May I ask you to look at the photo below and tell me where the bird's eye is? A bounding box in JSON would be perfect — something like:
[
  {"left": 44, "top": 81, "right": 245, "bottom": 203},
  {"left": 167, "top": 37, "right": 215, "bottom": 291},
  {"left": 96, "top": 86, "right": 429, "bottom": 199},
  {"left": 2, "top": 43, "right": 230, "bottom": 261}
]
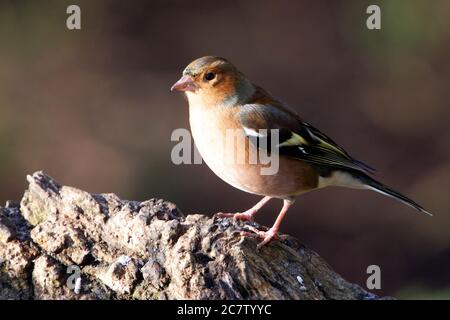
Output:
[{"left": 204, "top": 72, "right": 215, "bottom": 81}]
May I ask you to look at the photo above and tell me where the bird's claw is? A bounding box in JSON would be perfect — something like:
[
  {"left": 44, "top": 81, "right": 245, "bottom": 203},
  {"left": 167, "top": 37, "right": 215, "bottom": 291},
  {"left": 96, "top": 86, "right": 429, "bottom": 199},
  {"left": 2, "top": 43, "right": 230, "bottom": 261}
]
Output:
[
  {"left": 216, "top": 211, "right": 255, "bottom": 221},
  {"left": 243, "top": 225, "right": 279, "bottom": 249}
]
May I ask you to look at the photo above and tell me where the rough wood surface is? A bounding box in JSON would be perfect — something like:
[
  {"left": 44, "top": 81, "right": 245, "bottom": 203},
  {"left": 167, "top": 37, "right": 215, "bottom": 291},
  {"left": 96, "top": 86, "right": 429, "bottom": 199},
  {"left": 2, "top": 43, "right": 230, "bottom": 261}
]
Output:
[{"left": 0, "top": 171, "right": 382, "bottom": 300}]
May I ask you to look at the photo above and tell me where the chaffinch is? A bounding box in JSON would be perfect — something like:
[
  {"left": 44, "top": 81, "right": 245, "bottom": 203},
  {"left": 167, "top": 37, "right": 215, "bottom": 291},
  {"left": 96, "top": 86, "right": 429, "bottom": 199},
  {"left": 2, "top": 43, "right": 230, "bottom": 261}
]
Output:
[{"left": 171, "top": 56, "right": 431, "bottom": 248}]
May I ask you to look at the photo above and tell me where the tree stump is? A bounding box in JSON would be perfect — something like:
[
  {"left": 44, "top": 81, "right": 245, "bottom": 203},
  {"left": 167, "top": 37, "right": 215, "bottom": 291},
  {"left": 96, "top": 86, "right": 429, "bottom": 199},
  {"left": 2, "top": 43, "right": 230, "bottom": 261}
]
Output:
[{"left": 0, "top": 171, "right": 382, "bottom": 300}]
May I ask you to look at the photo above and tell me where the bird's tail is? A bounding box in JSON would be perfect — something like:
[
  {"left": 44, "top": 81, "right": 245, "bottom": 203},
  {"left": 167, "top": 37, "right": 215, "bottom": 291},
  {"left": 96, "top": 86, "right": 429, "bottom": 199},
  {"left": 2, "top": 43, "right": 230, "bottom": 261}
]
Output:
[{"left": 357, "top": 173, "right": 432, "bottom": 216}]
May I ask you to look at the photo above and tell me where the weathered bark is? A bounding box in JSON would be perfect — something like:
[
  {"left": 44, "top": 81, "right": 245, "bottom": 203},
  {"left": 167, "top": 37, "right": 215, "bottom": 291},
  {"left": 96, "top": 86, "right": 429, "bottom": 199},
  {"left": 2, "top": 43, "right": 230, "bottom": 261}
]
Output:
[{"left": 0, "top": 171, "right": 382, "bottom": 300}]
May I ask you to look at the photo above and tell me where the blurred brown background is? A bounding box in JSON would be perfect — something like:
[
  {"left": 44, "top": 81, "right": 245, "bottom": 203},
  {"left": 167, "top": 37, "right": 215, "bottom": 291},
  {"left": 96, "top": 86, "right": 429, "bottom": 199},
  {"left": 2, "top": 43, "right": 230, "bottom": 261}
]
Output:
[{"left": 0, "top": 0, "right": 449, "bottom": 298}]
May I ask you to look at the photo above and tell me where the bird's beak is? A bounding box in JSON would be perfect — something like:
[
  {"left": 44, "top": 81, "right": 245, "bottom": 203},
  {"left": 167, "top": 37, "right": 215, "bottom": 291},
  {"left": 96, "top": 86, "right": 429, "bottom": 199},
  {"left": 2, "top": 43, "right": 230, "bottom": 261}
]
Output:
[{"left": 170, "top": 75, "right": 197, "bottom": 92}]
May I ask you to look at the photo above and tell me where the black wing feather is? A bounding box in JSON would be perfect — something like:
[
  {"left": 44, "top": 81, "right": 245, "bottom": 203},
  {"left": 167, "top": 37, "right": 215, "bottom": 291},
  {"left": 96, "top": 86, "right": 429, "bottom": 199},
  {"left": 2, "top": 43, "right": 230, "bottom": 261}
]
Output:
[{"left": 239, "top": 104, "right": 376, "bottom": 175}]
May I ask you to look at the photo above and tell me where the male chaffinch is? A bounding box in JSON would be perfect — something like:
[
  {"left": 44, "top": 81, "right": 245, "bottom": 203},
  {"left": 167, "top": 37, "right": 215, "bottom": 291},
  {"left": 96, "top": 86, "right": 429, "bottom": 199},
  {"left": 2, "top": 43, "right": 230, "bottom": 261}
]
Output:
[{"left": 171, "top": 56, "right": 431, "bottom": 248}]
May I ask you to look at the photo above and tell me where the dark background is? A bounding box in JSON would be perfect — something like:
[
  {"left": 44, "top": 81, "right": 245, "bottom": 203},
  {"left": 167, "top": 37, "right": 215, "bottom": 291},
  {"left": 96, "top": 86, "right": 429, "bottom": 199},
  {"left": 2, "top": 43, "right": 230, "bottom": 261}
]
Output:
[{"left": 0, "top": 0, "right": 449, "bottom": 298}]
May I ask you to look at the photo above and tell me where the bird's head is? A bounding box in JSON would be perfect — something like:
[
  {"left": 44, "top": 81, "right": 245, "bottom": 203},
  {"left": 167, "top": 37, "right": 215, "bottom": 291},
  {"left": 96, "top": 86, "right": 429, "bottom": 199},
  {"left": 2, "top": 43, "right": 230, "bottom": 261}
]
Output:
[{"left": 171, "top": 56, "right": 254, "bottom": 107}]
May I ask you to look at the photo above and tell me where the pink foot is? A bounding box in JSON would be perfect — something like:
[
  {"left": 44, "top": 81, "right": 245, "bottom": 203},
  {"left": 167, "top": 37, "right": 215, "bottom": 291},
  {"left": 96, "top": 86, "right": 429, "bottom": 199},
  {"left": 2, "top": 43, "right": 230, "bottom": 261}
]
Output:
[
  {"left": 244, "top": 225, "right": 280, "bottom": 249},
  {"left": 216, "top": 210, "right": 255, "bottom": 221}
]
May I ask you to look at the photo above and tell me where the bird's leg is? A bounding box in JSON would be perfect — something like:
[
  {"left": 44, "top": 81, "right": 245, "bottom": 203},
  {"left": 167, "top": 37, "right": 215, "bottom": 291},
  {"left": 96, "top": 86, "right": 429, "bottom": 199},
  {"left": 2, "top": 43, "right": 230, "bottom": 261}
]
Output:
[
  {"left": 216, "top": 196, "right": 272, "bottom": 221},
  {"left": 245, "top": 199, "right": 293, "bottom": 248}
]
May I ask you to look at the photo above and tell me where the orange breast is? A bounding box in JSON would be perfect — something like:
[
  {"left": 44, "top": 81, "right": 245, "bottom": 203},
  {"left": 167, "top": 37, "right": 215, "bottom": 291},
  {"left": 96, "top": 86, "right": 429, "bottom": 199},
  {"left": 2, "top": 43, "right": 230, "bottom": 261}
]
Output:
[{"left": 189, "top": 104, "right": 319, "bottom": 199}]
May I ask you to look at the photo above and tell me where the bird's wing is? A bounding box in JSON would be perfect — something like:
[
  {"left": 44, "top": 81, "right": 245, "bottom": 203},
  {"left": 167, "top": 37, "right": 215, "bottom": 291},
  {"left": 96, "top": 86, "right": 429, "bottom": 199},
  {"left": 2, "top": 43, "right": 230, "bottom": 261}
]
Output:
[{"left": 238, "top": 103, "right": 376, "bottom": 174}]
